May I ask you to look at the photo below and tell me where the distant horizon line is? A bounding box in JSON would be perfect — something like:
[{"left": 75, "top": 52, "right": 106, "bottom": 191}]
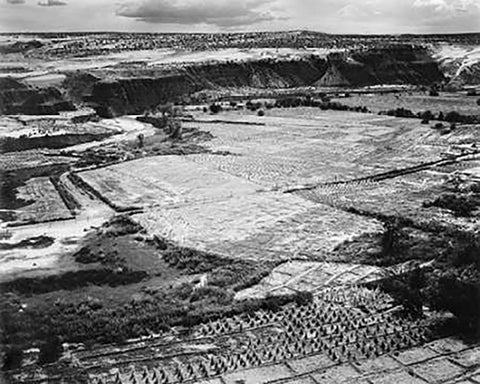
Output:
[{"left": 1, "top": 29, "right": 480, "bottom": 36}]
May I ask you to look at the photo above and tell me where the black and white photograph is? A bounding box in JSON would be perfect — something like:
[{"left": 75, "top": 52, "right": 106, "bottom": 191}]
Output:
[{"left": 0, "top": 0, "right": 479, "bottom": 383}]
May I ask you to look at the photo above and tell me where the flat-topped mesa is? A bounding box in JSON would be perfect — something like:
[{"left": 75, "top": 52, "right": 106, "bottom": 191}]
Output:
[
  {"left": 82, "top": 45, "right": 444, "bottom": 117},
  {"left": 0, "top": 44, "right": 446, "bottom": 117}
]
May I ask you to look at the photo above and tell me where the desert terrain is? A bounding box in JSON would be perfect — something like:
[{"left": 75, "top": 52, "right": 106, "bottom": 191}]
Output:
[{"left": 0, "top": 31, "right": 479, "bottom": 384}]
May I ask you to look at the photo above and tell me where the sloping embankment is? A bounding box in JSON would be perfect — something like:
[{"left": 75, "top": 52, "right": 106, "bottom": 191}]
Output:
[{"left": 83, "top": 46, "right": 444, "bottom": 117}]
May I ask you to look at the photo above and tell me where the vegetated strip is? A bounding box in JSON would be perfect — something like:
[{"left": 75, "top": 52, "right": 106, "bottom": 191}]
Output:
[
  {"left": 190, "top": 119, "right": 266, "bottom": 126},
  {"left": 67, "top": 172, "right": 142, "bottom": 213},
  {"left": 5, "top": 215, "right": 74, "bottom": 229},
  {"left": 49, "top": 175, "right": 81, "bottom": 215}
]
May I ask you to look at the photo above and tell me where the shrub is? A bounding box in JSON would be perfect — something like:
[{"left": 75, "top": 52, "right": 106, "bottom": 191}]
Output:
[
  {"left": 2, "top": 346, "right": 23, "bottom": 371},
  {"left": 381, "top": 220, "right": 401, "bottom": 256},
  {"left": 246, "top": 101, "right": 262, "bottom": 111},
  {"left": 383, "top": 268, "right": 426, "bottom": 316},
  {"left": 444, "top": 111, "right": 461, "bottom": 123},
  {"left": 420, "top": 110, "right": 434, "bottom": 121},
  {"left": 431, "top": 276, "right": 480, "bottom": 335},
  {"left": 209, "top": 103, "right": 222, "bottom": 114},
  {"left": 38, "top": 336, "right": 63, "bottom": 365},
  {"left": 257, "top": 109, "right": 265, "bottom": 117},
  {"left": 423, "top": 193, "right": 479, "bottom": 217},
  {"left": 385, "top": 108, "right": 415, "bottom": 118},
  {"left": 466, "top": 89, "right": 477, "bottom": 96},
  {"left": 293, "top": 291, "right": 313, "bottom": 306},
  {"left": 429, "top": 89, "right": 439, "bottom": 97}
]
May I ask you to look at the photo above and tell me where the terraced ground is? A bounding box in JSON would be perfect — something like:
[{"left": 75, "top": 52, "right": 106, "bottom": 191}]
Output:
[
  {"left": 3, "top": 107, "right": 480, "bottom": 384},
  {"left": 76, "top": 108, "right": 480, "bottom": 258}
]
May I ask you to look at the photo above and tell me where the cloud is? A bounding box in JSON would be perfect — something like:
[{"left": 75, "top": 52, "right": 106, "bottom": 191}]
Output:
[
  {"left": 116, "top": 0, "right": 276, "bottom": 27},
  {"left": 38, "top": 0, "right": 67, "bottom": 6},
  {"left": 6, "top": 0, "right": 25, "bottom": 4},
  {"left": 413, "top": 0, "right": 479, "bottom": 13}
]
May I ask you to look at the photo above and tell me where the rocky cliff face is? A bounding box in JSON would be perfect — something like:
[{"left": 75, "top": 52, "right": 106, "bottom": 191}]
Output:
[
  {"left": 432, "top": 45, "right": 480, "bottom": 89},
  {"left": 317, "top": 46, "right": 445, "bottom": 86},
  {"left": 1, "top": 45, "right": 447, "bottom": 118},
  {"left": 88, "top": 74, "right": 196, "bottom": 117},
  {"left": 85, "top": 46, "right": 445, "bottom": 118},
  {"left": 0, "top": 78, "right": 75, "bottom": 115},
  {"left": 86, "top": 57, "right": 329, "bottom": 116}
]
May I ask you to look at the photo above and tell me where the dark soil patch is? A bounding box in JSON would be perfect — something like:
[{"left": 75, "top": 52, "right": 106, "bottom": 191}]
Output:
[
  {"left": 0, "top": 236, "right": 54, "bottom": 251},
  {"left": 1, "top": 269, "right": 148, "bottom": 295},
  {"left": 0, "top": 215, "right": 280, "bottom": 359},
  {"left": 72, "top": 215, "right": 166, "bottom": 273},
  {"left": 0, "top": 164, "right": 70, "bottom": 211},
  {"left": 0, "top": 134, "right": 112, "bottom": 154}
]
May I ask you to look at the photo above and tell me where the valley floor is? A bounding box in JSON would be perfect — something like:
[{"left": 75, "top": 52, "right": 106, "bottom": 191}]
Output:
[{"left": 2, "top": 106, "right": 479, "bottom": 384}]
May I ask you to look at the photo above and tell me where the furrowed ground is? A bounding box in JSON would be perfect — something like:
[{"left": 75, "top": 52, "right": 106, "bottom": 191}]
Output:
[{"left": 2, "top": 103, "right": 479, "bottom": 384}]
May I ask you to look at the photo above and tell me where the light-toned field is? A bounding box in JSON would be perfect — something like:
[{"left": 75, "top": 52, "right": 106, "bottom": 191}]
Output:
[
  {"left": 75, "top": 107, "right": 480, "bottom": 261},
  {"left": 12, "top": 177, "right": 72, "bottom": 224},
  {"left": 0, "top": 173, "right": 114, "bottom": 281},
  {"left": 0, "top": 115, "right": 122, "bottom": 139},
  {"left": 58, "top": 107, "right": 480, "bottom": 260},
  {"left": 184, "top": 109, "right": 454, "bottom": 186}
]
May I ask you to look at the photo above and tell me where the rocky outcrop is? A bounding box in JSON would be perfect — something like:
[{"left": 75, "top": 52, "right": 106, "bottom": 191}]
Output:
[
  {"left": 0, "top": 77, "right": 75, "bottom": 115},
  {"left": 317, "top": 46, "right": 445, "bottom": 86},
  {"left": 0, "top": 40, "right": 43, "bottom": 54},
  {"left": 62, "top": 72, "right": 100, "bottom": 103},
  {"left": 87, "top": 58, "right": 329, "bottom": 116},
  {"left": 448, "top": 62, "right": 480, "bottom": 88},
  {"left": 88, "top": 73, "right": 195, "bottom": 117}
]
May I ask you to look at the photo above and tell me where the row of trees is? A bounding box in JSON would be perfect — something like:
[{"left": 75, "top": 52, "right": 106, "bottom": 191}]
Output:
[{"left": 381, "top": 108, "right": 480, "bottom": 124}]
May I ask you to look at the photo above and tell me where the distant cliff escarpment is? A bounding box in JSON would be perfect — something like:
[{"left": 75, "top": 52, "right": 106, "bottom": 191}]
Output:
[
  {"left": 0, "top": 45, "right": 448, "bottom": 117},
  {"left": 86, "top": 58, "right": 329, "bottom": 116},
  {"left": 0, "top": 77, "right": 75, "bottom": 116},
  {"left": 316, "top": 45, "right": 445, "bottom": 86},
  {"left": 82, "top": 46, "right": 444, "bottom": 117}
]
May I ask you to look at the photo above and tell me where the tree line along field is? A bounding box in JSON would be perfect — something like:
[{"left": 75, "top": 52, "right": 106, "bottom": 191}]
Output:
[{"left": 330, "top": 91, "right": 480, "bottom": 116}]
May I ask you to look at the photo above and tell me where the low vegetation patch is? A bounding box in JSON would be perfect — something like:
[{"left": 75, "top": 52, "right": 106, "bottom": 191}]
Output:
[
  {"left": 0, "top": 215, "right": 284, "bottom": 368},
  {"left": 0, "top": 236, "right": 54, "bottom": 251},
  {"left": 347, "top": 219, "right": 480, "bottom": 338},
  {"left": 423, "top": 193, "right": 480, "bottom": 217}
]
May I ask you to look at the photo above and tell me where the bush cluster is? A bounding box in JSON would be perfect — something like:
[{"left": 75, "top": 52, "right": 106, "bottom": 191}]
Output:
[
  {"left": 423, "top": 193, "right": 479, "bottom": 217},
  {"left": 381, "top": 108, "right": 480, "bottom": 124},
  {"left": 273, "top": 96, "right": 369, "bottom": 113}
]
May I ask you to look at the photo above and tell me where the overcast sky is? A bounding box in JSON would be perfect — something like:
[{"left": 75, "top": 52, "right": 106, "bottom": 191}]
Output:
[{"left": 1, "top": 0, "right": 479, "bottom": 34}]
